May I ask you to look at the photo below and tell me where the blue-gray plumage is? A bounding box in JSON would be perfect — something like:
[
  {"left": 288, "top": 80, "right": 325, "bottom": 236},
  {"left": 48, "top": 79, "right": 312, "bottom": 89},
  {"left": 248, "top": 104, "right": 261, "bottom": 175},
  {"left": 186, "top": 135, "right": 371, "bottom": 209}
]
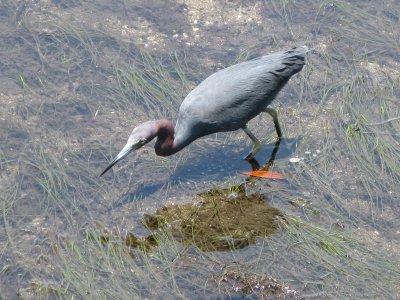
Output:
[{"left": 100, "top": 46, "right": 308, "bottom": 176}]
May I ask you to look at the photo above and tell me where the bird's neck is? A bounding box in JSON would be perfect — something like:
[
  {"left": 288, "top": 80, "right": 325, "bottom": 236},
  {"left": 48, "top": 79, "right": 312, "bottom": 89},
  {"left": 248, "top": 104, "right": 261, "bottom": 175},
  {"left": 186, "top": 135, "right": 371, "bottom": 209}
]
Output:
[{"left": 154, "top": 119, "right": 189, "bottom": 156}]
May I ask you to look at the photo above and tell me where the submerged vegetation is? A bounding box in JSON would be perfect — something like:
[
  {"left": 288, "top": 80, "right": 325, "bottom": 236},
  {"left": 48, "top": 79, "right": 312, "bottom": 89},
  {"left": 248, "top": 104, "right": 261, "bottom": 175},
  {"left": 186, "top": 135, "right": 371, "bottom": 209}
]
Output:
[
  {"left": 145, "top": 184, "right": 283, "bottom": 251},
  {"left": 1, "top": 0, "right": 400, "bottom": 298}
]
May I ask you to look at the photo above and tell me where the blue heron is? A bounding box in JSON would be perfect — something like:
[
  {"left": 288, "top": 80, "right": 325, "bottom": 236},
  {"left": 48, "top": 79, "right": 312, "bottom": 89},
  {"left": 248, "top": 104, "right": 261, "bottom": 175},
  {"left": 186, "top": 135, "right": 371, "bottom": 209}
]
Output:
[{"left": 101, "top": 46, "right": 308, "bottom": 176}]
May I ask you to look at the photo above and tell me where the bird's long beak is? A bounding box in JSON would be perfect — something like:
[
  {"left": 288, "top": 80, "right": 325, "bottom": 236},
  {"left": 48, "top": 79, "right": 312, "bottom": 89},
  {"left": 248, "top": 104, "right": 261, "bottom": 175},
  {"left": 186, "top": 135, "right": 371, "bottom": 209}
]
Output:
[{"left": 100, "top": 141, "right": 142, "bottom": 177}]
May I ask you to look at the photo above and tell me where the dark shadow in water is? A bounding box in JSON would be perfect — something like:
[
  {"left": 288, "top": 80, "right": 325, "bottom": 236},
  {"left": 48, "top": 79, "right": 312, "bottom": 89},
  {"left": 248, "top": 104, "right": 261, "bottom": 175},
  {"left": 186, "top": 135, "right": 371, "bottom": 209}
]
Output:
[
  {"left": 109, "top": 136, "right": 301, "bottom": 210},
  {"left": 170, "top": 136, "right": 301, "bottom": 181},
  {"left": 110, "top": 183, "right": 165, "bottom": 211}
]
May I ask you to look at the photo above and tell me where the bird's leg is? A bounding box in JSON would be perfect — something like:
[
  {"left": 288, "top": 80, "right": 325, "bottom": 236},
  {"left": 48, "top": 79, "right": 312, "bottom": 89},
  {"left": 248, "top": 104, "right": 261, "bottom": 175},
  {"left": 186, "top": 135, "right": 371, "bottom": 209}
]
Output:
[
  {"left": 242, "top": 127, "right": 262, "bottom": 160},
  {"left": 265, "top": 107, "right": 282, "bottom": 138},
  {"left": 263, "top": 138, "right": 281, "bottom": 171}
]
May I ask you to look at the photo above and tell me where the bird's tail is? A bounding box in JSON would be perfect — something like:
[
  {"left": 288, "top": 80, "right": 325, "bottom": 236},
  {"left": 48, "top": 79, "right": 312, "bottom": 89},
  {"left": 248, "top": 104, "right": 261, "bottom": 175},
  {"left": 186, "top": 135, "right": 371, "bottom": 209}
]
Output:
[
  {"left": 284, "top": 45, "right": 310, "bottom": 57},
  {"left": 277, "top": 46, "right": 310, "bottom": 76}
]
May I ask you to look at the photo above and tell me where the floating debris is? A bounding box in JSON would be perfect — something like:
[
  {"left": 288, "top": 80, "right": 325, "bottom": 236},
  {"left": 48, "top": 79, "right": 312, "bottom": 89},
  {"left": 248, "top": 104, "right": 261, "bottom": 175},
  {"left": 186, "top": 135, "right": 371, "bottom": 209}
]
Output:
[
  {"left": 18, "top": 280, "right": 64, "bottom": 299},
  {"left": 98, "top": 225, "right": 157, "bottom": 250},
  {"left": 143, "top": 184, "right": 283, "bottom": 251},
  {"left": 289, "top": 157, "right": 303, "bottom": 163},
  {"left": 217, "top": 265, "right": 303, "bottom": 299},
  {"left": 288, "top": 198, "right": 320, "bottom": 216},
  {"left": 288, "top": 198, "right": 313, "bottom": 208}
]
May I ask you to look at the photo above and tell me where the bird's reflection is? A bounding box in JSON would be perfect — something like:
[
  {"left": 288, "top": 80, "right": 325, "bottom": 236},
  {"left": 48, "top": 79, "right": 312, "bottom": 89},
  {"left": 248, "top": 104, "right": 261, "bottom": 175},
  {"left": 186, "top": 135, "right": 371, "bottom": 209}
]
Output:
[
  {"left": 107, "top": 136, "right": 300, "bottom": 211},
  {"left": 246, "top": 138, "right": 281, "bottom": 172}
]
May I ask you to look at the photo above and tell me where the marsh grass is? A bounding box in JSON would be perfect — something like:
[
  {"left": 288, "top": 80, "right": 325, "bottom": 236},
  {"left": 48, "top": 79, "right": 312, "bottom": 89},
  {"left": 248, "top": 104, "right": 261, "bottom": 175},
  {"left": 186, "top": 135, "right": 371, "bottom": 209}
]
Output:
[
  {"left": 0, "top": 150, "right": 11, "bottom": 170},
  {"left": 50, "top": 225, "right": 218, "bottom": 299},
  {"left": 329, "top": 0, "right": 400, "bottom": 58},
  {"left": 269, "top": 0, "right": 296, "bottom": 40},
  {"left": 1, "top": 0, "right": 400, "bottom": 298},
  {"left": 269, "top": 216, "right": 400, "bottom": 298},
  {"left": 284, "top": 56, "right": 400, "bottom": 224},
  {"left": 110, "top": 52, "right": 183, "bottom": 117}
]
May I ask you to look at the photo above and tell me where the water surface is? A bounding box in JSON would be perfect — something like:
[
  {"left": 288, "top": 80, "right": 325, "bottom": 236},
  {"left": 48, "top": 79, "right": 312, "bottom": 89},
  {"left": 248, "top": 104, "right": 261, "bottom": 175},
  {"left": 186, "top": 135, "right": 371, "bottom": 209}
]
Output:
[{"left": 1, "top": 0, "right": 400, "bottom": 299}]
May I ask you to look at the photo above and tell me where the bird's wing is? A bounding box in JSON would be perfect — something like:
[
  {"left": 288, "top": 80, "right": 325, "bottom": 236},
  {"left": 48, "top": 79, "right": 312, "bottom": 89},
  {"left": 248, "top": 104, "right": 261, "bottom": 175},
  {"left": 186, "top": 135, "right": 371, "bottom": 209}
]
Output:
[{"left": 177, "top": 46, "right": 308, "bottom": 135}]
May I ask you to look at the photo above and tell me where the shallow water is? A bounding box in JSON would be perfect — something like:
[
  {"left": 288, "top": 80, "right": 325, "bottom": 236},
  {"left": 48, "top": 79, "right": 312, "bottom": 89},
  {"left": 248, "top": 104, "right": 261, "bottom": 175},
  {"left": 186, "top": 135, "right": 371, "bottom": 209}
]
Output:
[{"left": 1, "top": 0, "right": 400, "bottom": 299}]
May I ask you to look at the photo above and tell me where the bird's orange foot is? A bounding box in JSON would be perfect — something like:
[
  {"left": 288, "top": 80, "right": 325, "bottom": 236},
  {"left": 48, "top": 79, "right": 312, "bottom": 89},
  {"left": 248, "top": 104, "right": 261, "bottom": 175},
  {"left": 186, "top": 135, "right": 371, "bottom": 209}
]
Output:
[{"left": 242, "top": 170, "right": 285, "bottom": 179}]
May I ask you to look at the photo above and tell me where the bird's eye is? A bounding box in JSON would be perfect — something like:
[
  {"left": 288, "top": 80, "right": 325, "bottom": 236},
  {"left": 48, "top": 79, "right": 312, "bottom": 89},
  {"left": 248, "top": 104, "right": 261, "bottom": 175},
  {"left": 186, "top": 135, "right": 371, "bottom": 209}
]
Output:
[{"left": 140, "top": 138, "right": 147, "bottom": 144}]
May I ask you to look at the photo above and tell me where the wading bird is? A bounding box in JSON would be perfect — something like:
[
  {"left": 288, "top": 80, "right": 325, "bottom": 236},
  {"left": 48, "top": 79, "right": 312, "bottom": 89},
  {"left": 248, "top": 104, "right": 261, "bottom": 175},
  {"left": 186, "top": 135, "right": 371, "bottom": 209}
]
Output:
[{"left": 100, "top": 46, "right": 308, "bottom": 176}]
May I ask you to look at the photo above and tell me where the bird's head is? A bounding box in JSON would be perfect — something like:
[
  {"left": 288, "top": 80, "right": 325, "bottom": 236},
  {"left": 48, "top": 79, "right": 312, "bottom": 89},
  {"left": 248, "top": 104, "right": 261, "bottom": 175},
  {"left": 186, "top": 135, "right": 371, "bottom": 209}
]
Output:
[{"left": 100, "top": 121, "right": 159, "bottom": 176}]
